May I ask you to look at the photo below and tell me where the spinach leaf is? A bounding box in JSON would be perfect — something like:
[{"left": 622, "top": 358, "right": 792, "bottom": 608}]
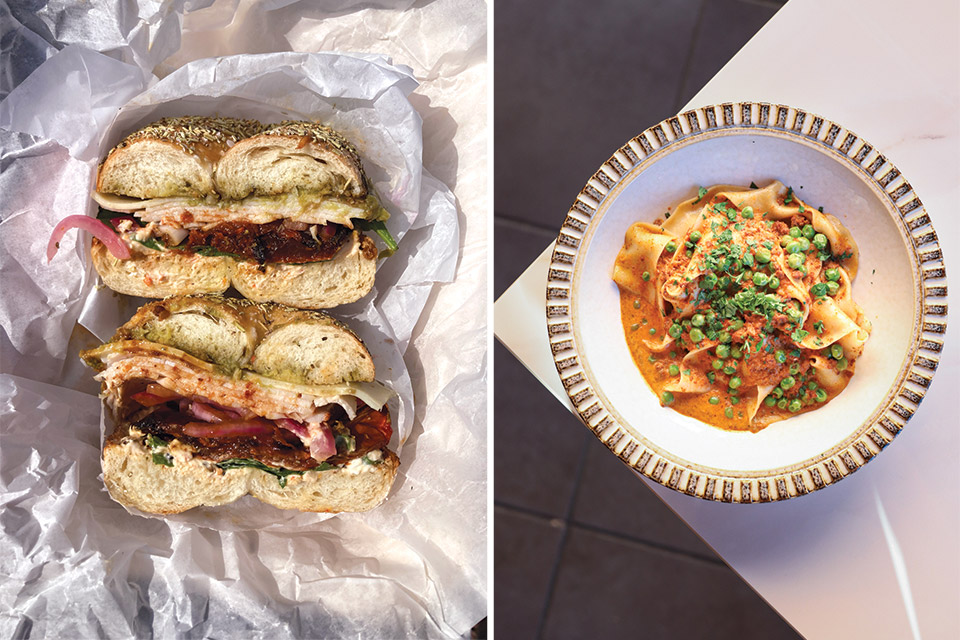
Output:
[
  {"left": 354, "top": 219, "right": 399, "bottom": 254},
  {"left": 216, "top": 458, "right": 334, "bottom": 488}
]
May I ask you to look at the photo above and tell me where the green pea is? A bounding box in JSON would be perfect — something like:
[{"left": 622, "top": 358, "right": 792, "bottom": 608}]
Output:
[
  {"left": 665, "top": 241, "right": 677, "bottom": 253},
  {"left": 629, "top": 323, "right": 639, "bottom": 331},
  {"left": 689, "top": 231, "right": 702, "bottom": 243},
  {"left": 649, "top": 328, "right": 657, "bottom": 335},
  {"left": 712, "top": 359, "right": 723, "bottom": 370},
  {"left": 796, "top": 237, "right": 811, "bottom": 252},
  {"left": 787, "top": 253, "right": 805, "bottom": 269},
  {"left": 780, "top": 236, "right": 793, "bottom": 248},
  {"left": 772, "top": 386, "right": 784, "bottom": 398},
  {"left": 741, "top": 206, "right": 754, "bottom": 218},
  {"left": 670, "top": 351, "right": 677, "bottom": 359},
  {"left": 718, "top": 331, "right": 732, "bottom": 344},
  {"left": 780, "top": 376, "right": 796, "bottom": 389},
  {"left": 709, "top": 396, "right": 720, "bottom": 405},
  {"left": 669, "top": 364, "right": 680, "bottom": 376},
  {"left": 716, "top": 344, "right": 731, "bottom": 358},
  {"left": 668, "top": 324, "right": 682, "bottom": 339},
  {"left": 826, "top": 281, "right": 840, "bottom": 296},
  {"left": 731, "top": 346, "right": 743, "bottom": 359},
  {"left": 830, "top": 344, "right": 844, "bottom": 359},
  {"left": 815, "top": 388, "right": 828, "bottom": 402},
  {"left": 836, "top": 357, "right": 849, "bottom": 371},
  {"left": 706, "top": 371, "right": 716, "bottom": 383},
  {"left": 729, "top": 376, "right": 742, "bottom": 389},
  {"left": 755, "top": 248, "right": 772, "bottom": 264},
  {"left": 730, "top": 396, "right": 740, "bottom": 405},
  {"left": 775, "top": 350, "right": 786, "bottom": 364},
  {"left": 810, "top": 283, "right": 828, "bottom": 298},
  {"left": 753, "top": 272, "right": 770, "bottom": 287},
  {"left": 802, "top": 224, "right": 815, "bottom": 239},
  {"left": 813, "top": 233, "right": 828, "bottom": 250},
  {"left": 701, "top": 273, "right": 718, "bottom": 290},
  {"left": 776, "top": 399, "right": 788, "bottom": 410},
  {"left": 764, "top": 396, "right": 777, "bottom": 407},
  {"left": 662, "top": 391, "right": 675, "bottom": 404},
  {"left": 633, "top": 299, "right": 641, "bottom": 309},
  {"left": 787, "top": 242, "right": 803, "bottom": 254},
  {"left": 686, "top": 249, "right": 694, "bottom": 257},
  {"left": 786, "top": 306, "right": 803, "bottom": 323},
  {"left": 642, "top": 271, "right": 651, "bottom": 281},
  {"left": 825, "top": 268, "right": 840, "bottom": 282},
  {"left": 789, "top": 363, "right": 801, "bottom": 375},
  {"left": 768, "top": 276, "right": 781, "bottom": 290},
  {"left": 807, "top": 381, "right": 818, "bottom": 390},
  {"left": 789, "top": 227, "right": 802, "bottom": 238},
  {"left": 731, "top": 319, "right": 745, "bottom": 331},
  {"left": 690, "top": 328, "right": 705, "bottom": 342},
  {"left": 788, "top": 399, "right": 802, "bottom": 413},
  {"left": 723, "top": 365, "right": 737, "bottom": 375},
  {"left": 691, "top": 314, "right": 706, "bottom": 327},
  {"left": 724, "top": 407, "right": 734, "bottom": 419},
  {"left": 648, "top": 355, "right": 657, "bottom": 363},
  {"left": 729, "top": 259, "right": 743, "bottom": 273}
]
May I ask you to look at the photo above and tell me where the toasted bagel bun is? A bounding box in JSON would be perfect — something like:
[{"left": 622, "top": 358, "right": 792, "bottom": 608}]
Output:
[
  {"left": 91, "top": 231, "right": 377, "bottom": 309},
  {"left": 84, "top": 295, "right": 398, "bottom": 514},
  {"left": 214, "top": 120, "right": 367, "bottom": 201},
  {"left": 97, "top": 116, "right": 264, "bottom": 199},
  {"left": 102, "top": 438, "right": 399, "bottom": 515},
  {"left": 109, "top": 294, "right": 376, "bottom": 385}
]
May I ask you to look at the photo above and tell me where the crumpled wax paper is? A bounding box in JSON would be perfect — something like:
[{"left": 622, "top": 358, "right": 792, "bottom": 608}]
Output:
[{"left": 0, "top": 1, "right": 487, "bottom": 637}]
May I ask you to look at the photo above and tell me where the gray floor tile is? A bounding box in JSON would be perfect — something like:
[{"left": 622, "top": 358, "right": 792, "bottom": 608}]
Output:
[
  {"left": 494, "top": 341, "right": 589, "bottom": 517},
  {"left": 493, "top": 507, "right": 566, "bottom": 639},
  {"left": 542, "top": 527, "right": 802, "bottom": 640},
  {"left": 571, "top": 435, "right": 719, "bottom": 559},
  {"left": 495, "top": 0, "right": 701, "bottom": 231},
  {"left": 678, "top": 0, "right": 782, "bottom": 104},
  {"left": 494, "top": 217, "right": 555, "bottom": 299}
]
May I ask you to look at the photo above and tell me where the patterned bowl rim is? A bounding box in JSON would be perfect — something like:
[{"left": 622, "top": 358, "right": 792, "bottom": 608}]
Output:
[{"left": 545, "top": 101, "right": 948, "bottom": 503}]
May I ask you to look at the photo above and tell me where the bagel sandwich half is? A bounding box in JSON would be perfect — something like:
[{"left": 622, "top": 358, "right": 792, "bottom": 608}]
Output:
[
  {"left": 50, "top": 116, "right": 398, "bottom": 309},
  {"left": 80, "top": 295, "right": 399, "bottom": 515}
]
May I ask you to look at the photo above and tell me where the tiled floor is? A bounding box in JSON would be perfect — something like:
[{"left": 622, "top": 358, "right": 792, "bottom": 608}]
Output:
[{"left": 494, "top": 1, "right": 803, "bottom": 638}]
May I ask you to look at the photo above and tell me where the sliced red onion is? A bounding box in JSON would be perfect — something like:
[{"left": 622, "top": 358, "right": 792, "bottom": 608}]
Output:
[
  {"left": 276, "top": 418, "right": 309, "bottom": 437},
  {"left": 183, "top": 419, "right": 273, "bottom": 438},
  {"left": 47, "top": 215, "right": 131, "bottom": 262},
  {"left": 309, "top": 425, "right": 337, "bottom": 461},
  {"left": 187, "top": 401, "right": 231, "bottom": 423}
]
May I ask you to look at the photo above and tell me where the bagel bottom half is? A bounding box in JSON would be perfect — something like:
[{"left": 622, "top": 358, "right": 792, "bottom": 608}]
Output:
[
  {"left": 91, "top": 231, "right": 377, "bottom": 309},
  {"left": 102, "top": 429, "right": 400, "bottom": 515}
]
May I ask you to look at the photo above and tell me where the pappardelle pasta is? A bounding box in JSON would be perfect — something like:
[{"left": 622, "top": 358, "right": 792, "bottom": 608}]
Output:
[{"left": 613, "top": 181, "right": 871, "bottom": 431}]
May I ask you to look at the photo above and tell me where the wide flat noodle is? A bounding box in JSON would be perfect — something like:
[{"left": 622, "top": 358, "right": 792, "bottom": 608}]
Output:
[{"left": 615, "top": 180, "right": 870, "bottom": 430}]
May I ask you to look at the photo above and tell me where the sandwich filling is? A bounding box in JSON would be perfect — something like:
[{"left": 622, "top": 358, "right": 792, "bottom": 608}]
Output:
[{"left": 84, "top": 340, "right": 395, "bottom": 482}]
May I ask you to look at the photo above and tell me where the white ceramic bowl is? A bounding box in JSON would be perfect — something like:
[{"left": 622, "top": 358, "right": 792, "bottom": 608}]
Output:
[{"left": 546, "top": 103, "right": 948, "bottom": 502}]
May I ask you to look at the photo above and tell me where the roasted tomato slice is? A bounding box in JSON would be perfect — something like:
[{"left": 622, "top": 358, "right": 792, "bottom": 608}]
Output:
[{"left": 347, "top": 406, "right": 392, "bottom": 451}]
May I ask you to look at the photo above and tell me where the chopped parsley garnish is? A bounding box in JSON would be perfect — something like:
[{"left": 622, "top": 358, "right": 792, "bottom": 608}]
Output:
[
  {"left": 791, "top": 327, "right": 809, "bottom": 342},
  {"left": 813, "top": 321, "right": 824, "bottom": 334},
  {"left": 784, "top": 187, "right": 794, "bottom": 204},
  {"left": 693, "top": 186, "right": 708, "bottom": 204}
]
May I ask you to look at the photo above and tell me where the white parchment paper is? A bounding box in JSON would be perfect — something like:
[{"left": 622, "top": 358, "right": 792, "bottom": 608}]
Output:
[{"left": 0, "top": 1, "right": 486, "bottom": 637}]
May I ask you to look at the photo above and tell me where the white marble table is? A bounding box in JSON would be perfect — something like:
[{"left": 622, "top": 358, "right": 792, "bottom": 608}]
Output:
[{"left": 494, "top": 0, "right": 959, "bottom": 637}]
